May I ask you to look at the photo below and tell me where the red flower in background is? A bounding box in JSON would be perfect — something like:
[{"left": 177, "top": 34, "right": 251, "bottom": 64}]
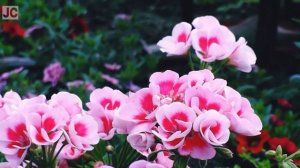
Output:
[
  {"left": 235, "top": 130, "right": 270, "bottom": 154},
  {"left": 1, "top": 21, "right": 25, "bottom": 38},
  {"left": 69, "top": 16, "right": 89, "bottom": 38},
  {"left": 269, "top": 114, "right": 285, "bottom": 126},
  {"left": 268, "top": 137, "right": 298, "bottom": 154},
  {"left": 277, "top": 98, "right": 293, "bottom": 109}
]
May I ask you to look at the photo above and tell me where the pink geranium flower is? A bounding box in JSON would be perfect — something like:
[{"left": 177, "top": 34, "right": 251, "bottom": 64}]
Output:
[
  {"left": 87, "top": 87, "right": 128, "bottom": 140},
  {"left": 191, "top": 16, "right": 235, "bottom": 62},
  {"left": 127, "top": 132, "right": 155, "bottom": 152},
  {"left": 228, "top": 37, "right": 257, "bottom": 73},
  {"left": 113, "top": 88, "right": 157, "bottom": 134},
  {"left": 193, "top": 110, "right": 230, "bottom": 146},
  {"left": 65, "top": 114, "right": 99, "bottom": 150},
  {"left": 0, "top": 114, "right": 31, "bottom": 166},
  {"left": 153, "top": 102, "right": 196, "bottom": 149},
  {"left": 157, "top": 22, "right": 192, "bottom": 56},
  {"left": 43, "top": 62, "right": 65, "bottom": 86}
]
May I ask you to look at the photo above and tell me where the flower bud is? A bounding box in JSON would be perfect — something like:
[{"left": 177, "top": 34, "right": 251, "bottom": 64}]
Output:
[
  {"left": 265, "top": 150, "right": 276, "bottom": 158},
  {"left": 216, "top": 147, "right": 233, "bottom": 159},
  {"left": 276, "top": 145, "right": 283, "bottom": 157},
  {"left": 106, "top": 145, "right": 114, "bottom": 153}
]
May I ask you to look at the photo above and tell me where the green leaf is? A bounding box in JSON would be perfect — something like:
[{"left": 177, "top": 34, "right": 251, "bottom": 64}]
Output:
[{"left": 172, "top": 156, "right": 189, "bottom": 168}]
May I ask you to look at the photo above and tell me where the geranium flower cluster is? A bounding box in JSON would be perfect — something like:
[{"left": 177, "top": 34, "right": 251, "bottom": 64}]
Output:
[
  {"left": 0, "top": 91, "right": 99, "bottom": 167},
  {"left": 157, "top": 16, "right": 257, "bottom": 72},
  {"left": 112, "top": 69, "right": 262, "bottom": 164}
]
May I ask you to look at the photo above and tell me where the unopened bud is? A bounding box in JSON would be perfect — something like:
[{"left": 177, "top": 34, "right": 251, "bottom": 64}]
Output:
[
  {"left": 276, "top": 145, "right": 283, "bottom": 157},
  {"left": 106, "top": 145, "right": 114, "bottom": 153},
  {"left": 265, "top": 150, "right": 276, "bottom": 158},
  {"left": 216, "top": 147, "right": 233, "bottom": 159}
]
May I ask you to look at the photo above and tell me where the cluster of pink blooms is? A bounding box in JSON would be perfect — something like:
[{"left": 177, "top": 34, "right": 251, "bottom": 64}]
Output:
[
  {"left": 157, "top": 16, "right": 256, "bottom": 72},
  {"left": 110, "top": 69, "right": 261, "bottom": 167},
  {"left": 0, "top": 91, "right": 99, "bottom": 167},
  {"left": 0, "top": 68, "right": 262, "bottom": 167}
]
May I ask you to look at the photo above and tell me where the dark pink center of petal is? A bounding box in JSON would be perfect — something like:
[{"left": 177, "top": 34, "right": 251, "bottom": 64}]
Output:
[
  {"left": 206, "top": 103, "right": 221, "bottom": 111},
  {"left": 75, "top": 122, "right": 87, "bottom": 137},
  {"left": 100, "top": 98, "right": 120, "bottom": 110},
  {"left": 210, "top": 122, "right": 221, "bottom": 135},
  {"left": 100, "top": 116, "right": 112, "bottom": 133},
  {"left": 177, "top": 33, "right": 187, "bottom": 43},
  {"left": 198, "top": 37, "right": 219, "bottom": 52},
  {"left": 43, "top": 117, "right": 56, "bottom": 132},
  {"left": 141, "top": 93, "right": 155, "bottom": 112},
  {"left": 159, "top": 81, "right": 174, "bottom": 95}
]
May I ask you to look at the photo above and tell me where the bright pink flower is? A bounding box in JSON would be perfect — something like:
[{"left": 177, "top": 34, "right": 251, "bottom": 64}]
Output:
[
  {"left": 149, "top": 70, "right": 180, "bottom": 97},
  {"left": 104, "top": 63, "right": 121, "bottom": 71},
  {"left": 157, "top": 22, "right": 192, "bottom": 56},
  {"left": 0, "top": 114, "right": 30, "bottom": 166},
  {"left": 113, "top": 88, "right": 157, "bottom": 134},
  {"left": 193, "top": 110, "right": 230, "bottom": 145},
  {"left": 127, "top": 132, "right": 155, "bottom": 152},
  {"left": 48, "top": 92, "right": 83, "bottom": 123},
  {"left": 191, "top": 16, "right": 235, "bottom": 62},
  {"left": 184, "top": 87, "right": 228, "bottom": 114},
  {"left": 43, "top": 62, "right": 65, "bottom": 86},
  {"left": 223, "top": 87, "right": 262, "bottom": 136},
  {"left": 87, "top": 87, "right": 128, "bottom": 140},
  {"left": 65, "top": 114, "right": 99, "bottom": 150},
  {"left": 155, "top": 144, "right": 174, "bottom": 168},
  {"left": 228, "top": 37, "right": 256, "bottom": 73},
  {"left": 27, "top": 108, "right": 63, "bottom": 145},
  {"left": 101, "top": 74, "right": 119, "bottom": 85},
  {"left": 178, "top": 131, "right": 216, "bottom": 160},
  {"left": 153, "top": 102, "right": 196, "bottom": 149},
  {"left": 129, "top": 160, "right": 165, "bottom": 168}
]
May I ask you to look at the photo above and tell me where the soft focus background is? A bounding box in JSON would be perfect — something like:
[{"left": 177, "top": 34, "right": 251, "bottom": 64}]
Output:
[{"left": 0, "top": 0, "right": 300, "bottom": 167}]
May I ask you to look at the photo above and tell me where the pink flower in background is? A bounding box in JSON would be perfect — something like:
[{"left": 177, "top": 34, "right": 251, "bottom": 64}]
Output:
[
  {"left": 104, "top": 63, "right": 122, "bottom": 71},
  {"left": 66, "top": 80, "right": 95, "bottom": 91},
  {"left": 101, "top": 74, "right": 119, "bottom": 85},
  {"left": 129, "top": 160, "right": 165, "bottom": 168},
  {"left": 193, "top": 110, "right": 230, "bottom": 145},
  {"left": 43, "top": 62, "right": 65, "bottom": 86},
  {"left": 0, "top": 67, "right": 23, "bottom": 81},
  {"left": 115, "top": 13, "right": 132, "bottom": 21},
  {"left": 228, "top": 37, "right": 257, "bottom": 73},
  {"left": 0, "top": 114, "right": 30, "bottom": 166},
  {"left": 157, "top": 22, "right": 192, "bottom": 56},
  {"left": 127, "top": 81, "right": 141, "bottom": 92}
]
